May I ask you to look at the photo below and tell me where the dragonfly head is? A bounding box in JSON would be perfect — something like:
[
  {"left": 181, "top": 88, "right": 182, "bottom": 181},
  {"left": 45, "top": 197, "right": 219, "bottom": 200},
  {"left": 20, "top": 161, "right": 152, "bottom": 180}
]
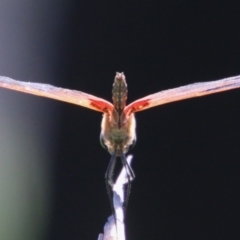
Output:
[{"left": 100, "top": 131, "right": 136, "bottom": 156}]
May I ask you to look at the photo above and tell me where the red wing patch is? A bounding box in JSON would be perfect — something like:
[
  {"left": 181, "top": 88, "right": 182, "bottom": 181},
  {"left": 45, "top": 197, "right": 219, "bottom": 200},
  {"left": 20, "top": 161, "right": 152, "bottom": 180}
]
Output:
[
  {"left": 89, "top": 98, "right": 113, "bottom": 113},
  {"left": 124, "top": 99, "right": 150, "bottom": 115}
]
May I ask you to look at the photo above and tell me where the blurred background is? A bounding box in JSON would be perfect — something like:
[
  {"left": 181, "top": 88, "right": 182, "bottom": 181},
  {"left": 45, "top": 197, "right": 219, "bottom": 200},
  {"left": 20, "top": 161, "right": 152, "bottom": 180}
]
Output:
[{"left": 0, "top": 1, "right": 239, "bottom": 240}]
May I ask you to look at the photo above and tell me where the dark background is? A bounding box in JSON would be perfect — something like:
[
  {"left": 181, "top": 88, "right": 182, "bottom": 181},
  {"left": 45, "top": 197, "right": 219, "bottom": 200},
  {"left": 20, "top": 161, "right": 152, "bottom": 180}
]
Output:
[{"left": 0, "top": 1, "right": 240, "bottom": 240}]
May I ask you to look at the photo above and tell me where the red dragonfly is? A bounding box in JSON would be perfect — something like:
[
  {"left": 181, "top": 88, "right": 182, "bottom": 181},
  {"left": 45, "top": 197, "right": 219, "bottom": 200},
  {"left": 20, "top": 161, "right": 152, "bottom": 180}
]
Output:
[{"left": 0, "top": 72, "right": 240, "bottom": 216}]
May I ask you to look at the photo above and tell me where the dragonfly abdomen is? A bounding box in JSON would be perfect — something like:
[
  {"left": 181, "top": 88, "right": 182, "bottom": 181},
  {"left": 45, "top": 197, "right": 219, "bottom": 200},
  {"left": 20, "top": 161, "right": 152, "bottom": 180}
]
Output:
[{"left": 112, "top": 72, "right": 128, "bottom": 113}]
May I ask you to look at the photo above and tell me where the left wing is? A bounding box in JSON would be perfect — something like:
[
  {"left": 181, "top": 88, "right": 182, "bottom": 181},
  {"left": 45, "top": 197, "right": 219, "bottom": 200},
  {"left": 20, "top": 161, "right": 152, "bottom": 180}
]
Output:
[
  {"left": 0, "top": 76, "right": 113, "bottom": 113},
  {"left": 124, "top": 75, "right": 240, "bottom": 115}
]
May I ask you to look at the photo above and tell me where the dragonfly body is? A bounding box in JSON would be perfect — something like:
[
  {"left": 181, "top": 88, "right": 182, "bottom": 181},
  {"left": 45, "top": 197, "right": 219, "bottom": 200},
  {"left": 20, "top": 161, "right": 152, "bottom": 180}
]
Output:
[
  {"left": 100, "top": 72, "right": 136, "bottom": 156},
  {"left": 101, "top": 112, "right": 136, "bottom": 156}
]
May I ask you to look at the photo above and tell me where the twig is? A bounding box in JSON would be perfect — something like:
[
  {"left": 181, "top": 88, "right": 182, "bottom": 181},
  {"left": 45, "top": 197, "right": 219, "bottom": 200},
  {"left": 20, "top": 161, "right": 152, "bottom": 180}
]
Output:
[{"left": 98, "top": 155, "right": 133, "bottom": 240}]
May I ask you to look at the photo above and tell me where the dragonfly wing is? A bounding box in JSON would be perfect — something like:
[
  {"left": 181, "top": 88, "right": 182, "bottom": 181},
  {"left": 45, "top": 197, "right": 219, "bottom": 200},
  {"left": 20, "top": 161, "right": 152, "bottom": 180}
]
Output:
[
  {"left": 124, "top": 75, "right": 240, "bottom": 115},
  {"left": 0, "top": 76, "right": 113, "bottom": 113}
]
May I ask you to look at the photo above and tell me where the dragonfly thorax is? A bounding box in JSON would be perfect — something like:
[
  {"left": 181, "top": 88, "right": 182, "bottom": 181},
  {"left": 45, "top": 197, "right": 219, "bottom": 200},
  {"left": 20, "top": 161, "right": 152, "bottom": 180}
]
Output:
[{"left": 100, "top": 112, "right": 136, "bottom": 156}]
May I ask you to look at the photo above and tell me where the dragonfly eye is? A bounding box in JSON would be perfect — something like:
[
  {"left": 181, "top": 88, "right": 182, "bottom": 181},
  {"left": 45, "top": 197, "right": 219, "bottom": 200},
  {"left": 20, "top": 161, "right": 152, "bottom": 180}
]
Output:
[{"left": 100, "top": 133, "right": 107, "bottom": 149}]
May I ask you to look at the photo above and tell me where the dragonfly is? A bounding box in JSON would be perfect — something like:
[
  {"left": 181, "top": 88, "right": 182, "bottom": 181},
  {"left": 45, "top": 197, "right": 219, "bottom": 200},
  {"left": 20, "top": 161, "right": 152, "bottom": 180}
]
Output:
[{"left": 0, "top": 72, "right": 240, "bottom": 219}]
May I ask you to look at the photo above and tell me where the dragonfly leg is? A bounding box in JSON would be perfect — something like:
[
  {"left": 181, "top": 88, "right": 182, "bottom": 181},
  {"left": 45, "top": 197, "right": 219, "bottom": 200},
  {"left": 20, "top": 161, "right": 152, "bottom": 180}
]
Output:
[
  {"left": 105, "top": 153, "right": 117, "bottom": 219},
  {"left": 105, "top": 153, "right": 117, "bottom": 186},
  {"left": 120, "top": 153, "right": 135, "bottom": 214}
]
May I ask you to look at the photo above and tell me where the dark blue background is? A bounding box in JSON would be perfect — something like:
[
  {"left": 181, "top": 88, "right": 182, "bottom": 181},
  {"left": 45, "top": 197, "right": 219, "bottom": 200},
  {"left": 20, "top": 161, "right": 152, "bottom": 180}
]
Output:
[{"left": 1, "top": 2, "right": 240, "bottom": 240}]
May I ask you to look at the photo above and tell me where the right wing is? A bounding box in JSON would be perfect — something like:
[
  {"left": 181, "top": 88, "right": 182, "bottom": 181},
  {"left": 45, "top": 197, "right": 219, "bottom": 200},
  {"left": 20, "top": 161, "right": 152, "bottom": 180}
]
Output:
[{"left": 124, "top": 75, "right": 240, "bottom": 116}]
